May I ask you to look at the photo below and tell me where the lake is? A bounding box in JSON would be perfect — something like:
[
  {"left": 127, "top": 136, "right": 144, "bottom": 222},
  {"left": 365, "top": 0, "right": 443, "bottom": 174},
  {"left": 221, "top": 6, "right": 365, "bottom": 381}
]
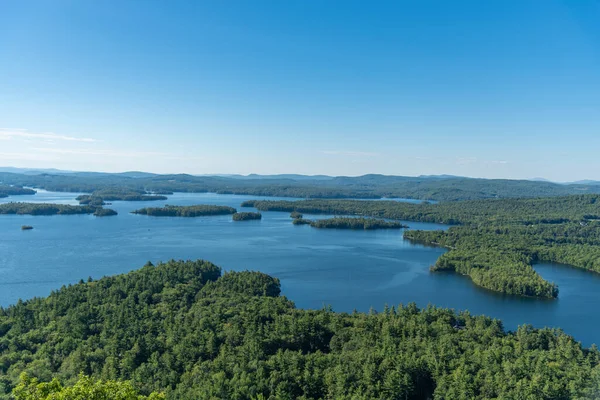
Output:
[{"left": 1, "top": 191, "right": 599, "bottom": 346}]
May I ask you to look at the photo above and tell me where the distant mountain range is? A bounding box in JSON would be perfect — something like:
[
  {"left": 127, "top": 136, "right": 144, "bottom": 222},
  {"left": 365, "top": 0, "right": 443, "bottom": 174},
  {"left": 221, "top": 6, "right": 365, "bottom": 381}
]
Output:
[{"left": 2, "top": 166, "right": 599, "bottom": 185}]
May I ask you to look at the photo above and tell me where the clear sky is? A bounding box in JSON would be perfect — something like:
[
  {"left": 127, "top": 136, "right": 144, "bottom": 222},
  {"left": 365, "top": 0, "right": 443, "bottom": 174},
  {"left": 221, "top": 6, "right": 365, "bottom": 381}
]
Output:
[{"left": 1, "top": 1, "right": 598, "bottom": 181}]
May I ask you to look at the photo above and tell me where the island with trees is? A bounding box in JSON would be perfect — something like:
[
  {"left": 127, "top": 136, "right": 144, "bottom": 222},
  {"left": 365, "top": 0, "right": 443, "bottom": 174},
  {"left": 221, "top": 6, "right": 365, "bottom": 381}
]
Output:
[
  {"left": 77, "top": 189, "right": 167, "bottom": 205},
  {"left": 0, "top": 202, "right": 117, "bottom": 216},
  {"left": 0, "top": 185, "right": 36, "bottom": 198},
  {"left": 290, "top": 211, "right": 303, "bottom": 219},
  {"left": 295, "top": 216, "right": 407, "bottom": 230},
  {"left": 131, "top": 205, "right": 237, "bottom": 217},
  {"left": 1, "top": 259, "right": 599, "bottom": 399},
  {"left": 20, "top": 225, "right": 33, "bottom": 230},
  {"left": 232, "top": 211, "right": 262, "bottom": 221},
  {"left": 93, "top": 208, "right": 119, "bottom": 217},
  {"left": 245, "top": 195, "right": 600, "bottom": 298}
]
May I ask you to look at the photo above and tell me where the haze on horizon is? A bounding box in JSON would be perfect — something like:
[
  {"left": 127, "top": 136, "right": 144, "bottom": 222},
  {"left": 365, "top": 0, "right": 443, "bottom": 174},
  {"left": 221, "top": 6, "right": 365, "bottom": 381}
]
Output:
[{"left": 1, "top": 1, "right": 598, "bottom": 181}]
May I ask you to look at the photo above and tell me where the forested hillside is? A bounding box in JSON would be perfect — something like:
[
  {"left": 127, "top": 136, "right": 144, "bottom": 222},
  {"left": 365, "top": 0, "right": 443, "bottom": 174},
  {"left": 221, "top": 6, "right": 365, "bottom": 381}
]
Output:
[
  {"left": 1, "top": 260, "right": 599, "bottom": 399},
  {"left": 2, "top": 171, "right": 600, "bottom": 201},
  {"left": 247, "top": 195, "right": 600, "bottom": 298}
]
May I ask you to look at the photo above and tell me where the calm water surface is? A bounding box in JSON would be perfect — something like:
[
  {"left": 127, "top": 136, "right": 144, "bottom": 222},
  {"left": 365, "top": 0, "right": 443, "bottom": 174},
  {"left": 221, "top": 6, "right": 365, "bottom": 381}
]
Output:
[{"left": 1, "top": 191, "right": 599, "bottom": 346}]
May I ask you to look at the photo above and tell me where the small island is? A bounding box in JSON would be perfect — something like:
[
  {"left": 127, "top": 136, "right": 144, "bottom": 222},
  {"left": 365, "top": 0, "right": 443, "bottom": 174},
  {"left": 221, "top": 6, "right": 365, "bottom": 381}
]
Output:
[
  {"left": 290, "top": 211, "right": 303, "bottom": 219},
  {"left": 21, "top": 225, "right": 33, "bottom": 230},
  {"left": 232, "top": 212, "right": 262, "bottom": 221},
  {"left": 294, "top": 217, "right": 408, "bottom": 230},
  {"left": 131, "top": 205, "right": 237, "bottom": 217},
  {"left": 93, "top": 208, "right": 118, "bottom": 217}
]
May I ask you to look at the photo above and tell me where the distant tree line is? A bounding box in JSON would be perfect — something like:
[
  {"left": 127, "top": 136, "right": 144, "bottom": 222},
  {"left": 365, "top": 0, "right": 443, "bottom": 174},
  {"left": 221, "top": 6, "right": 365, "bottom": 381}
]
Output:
[
  {"left": 295, "top": 217, "right": 407, "bottom": 230},
  {"left": 3, "top": 171, "right": 600, "bottom": 202},
  {"left": 131, "top": 205, "right": 237, "bottom": 217}
]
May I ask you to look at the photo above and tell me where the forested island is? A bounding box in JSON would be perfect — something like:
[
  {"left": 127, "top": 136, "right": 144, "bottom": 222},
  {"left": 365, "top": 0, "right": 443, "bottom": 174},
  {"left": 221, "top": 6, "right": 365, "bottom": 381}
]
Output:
[
  {"left": 295, "top": 216, "right": 407, "bottom": 230},
  {"left": 232, "top": 211, "right": 262, "bottom": 221},
  {"left": 0, "top": 203, "right": 116, "bottom": 216},
  {"left": 77, "top": 189, "right": 167, "bottom": 206},
  {"left": 0, "top": 259, "right": 599, "bottom": 399},
  {"left": 245, "top": 195, "right": 600, "bottom": 298},
  {"left": 131, "top": 205, "right": 237, "bottom": 217},
  {"left": 290, "top": 211, "right": 303, "bottom": 219},
  {"left": 4, "top": 170, "right": 600, "bottom": 201},
  {"left": 93, "top": 208, "right": 118, "bottom": 217},
  {"left": 0, "top": 185, "right": 36, "bottom": 198}
]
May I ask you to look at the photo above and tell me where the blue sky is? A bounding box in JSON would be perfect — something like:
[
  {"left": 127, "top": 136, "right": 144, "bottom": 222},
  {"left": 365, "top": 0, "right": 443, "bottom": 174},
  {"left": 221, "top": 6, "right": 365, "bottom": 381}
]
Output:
[{"left": 0, "top": 1, "right": 598, "bottom": 181}]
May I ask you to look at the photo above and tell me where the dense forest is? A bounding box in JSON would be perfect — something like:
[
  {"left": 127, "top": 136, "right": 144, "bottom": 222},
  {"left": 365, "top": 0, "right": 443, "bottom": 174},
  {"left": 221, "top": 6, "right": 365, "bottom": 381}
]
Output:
[
  {"left": 299, "top": 217, "right": 407, "bottom": 230},
  {"left": 0, "top": 203, "right": 116, "bottom": 216},
  {"left": 1, "top": 260, "right": 599, "bottom": 399},
  {"left": 13, "top": 374, "right": 164, "bottom": 399},
  {"left": 245, "top": 195, "right": 600, "bottom": 298},
  {"left": 232, "top": 212, "right": 262, "bottom": 221},
  {"left": 0, "top": 186, "right": 36, "bottom": 198},
  {"left": 77, "top": 189, "right": 167, "bottom": 206},
  {"left": 3, "top": 171, "right": 600, "bottom": 201},
  {"left": 131, "top": 205, "right": 237, "bottom": 217}
]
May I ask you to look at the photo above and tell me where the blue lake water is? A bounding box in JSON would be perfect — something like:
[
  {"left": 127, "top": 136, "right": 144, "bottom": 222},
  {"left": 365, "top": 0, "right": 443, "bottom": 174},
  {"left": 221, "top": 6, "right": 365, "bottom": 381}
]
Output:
[{"left": 1, "top": 191, "right": 599, "bottom": 346}]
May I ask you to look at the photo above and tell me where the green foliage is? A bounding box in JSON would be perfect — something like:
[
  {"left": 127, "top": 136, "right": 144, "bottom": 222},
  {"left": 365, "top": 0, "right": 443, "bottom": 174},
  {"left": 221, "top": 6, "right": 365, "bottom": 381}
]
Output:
[
  {"left": 0, "top": 260, "right": 598, "bottom": 399},
  {"left": 77, "top": 189, "right": 166, "bottom": 205},
  {"left": 0, "top": 203, "right": 98, "bottom": 216},
  {"left": 93, "top": 208, "right": 118, "bottom": 217},
  {"left": 308, "top": 217, "right": 407, "bottom": 230},
  {"left": 246, "top": 195, "right": 600, "bottom": 225},
  {"left": 12, "top": 373, "right": 164, "bottom": 400},
  {"left": 4, "top": 171, "right": 600, "bottom": 201},
  {"left": 249, "top": 196, "right": 600, "bottom": 298},
  {"left": 232, "top": 212, "right": 262, "bottom": 221},
  {"left": 131, "top": 205, "right": 236, "bottom": 217}
]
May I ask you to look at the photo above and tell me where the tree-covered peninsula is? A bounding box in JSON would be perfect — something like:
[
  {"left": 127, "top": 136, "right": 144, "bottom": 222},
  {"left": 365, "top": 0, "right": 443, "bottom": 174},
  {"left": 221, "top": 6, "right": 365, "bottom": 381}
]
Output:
[
  {"left": 245, "top": 195, "right": 600, "bottom": 298},
  {"left": 1, "top": 260, "right": 599, "bottom": 399},
  {"left": 131, "top": 205, "right": 236, "bottom": 217},
  {"left": 232, "top": 211, "right": 262, "bottom": 221},
  {"left": 0, "top": 203, "right": 116, "bottom": 216},
  {"left": 77, "top": 189, "right": 167, "bottom": 205},
  {"left": 0, "top": 185, "right": 36, "bottom": 198},
  {"left": 299, "top": 217, "right": 407, "bottom": 230}
]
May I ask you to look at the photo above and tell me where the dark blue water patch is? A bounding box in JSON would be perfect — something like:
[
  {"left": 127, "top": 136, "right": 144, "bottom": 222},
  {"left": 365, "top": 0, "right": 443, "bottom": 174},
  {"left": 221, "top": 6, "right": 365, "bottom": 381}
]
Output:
[{"left": 1, "top": 191, "right": 599, "bottom": 346}]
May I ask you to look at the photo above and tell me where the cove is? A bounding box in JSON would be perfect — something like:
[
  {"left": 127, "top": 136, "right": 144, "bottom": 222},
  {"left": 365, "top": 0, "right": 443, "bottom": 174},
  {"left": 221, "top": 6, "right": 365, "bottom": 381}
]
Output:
[{"left": 1, "top": 191, "right": 599, "bottom": 346}]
